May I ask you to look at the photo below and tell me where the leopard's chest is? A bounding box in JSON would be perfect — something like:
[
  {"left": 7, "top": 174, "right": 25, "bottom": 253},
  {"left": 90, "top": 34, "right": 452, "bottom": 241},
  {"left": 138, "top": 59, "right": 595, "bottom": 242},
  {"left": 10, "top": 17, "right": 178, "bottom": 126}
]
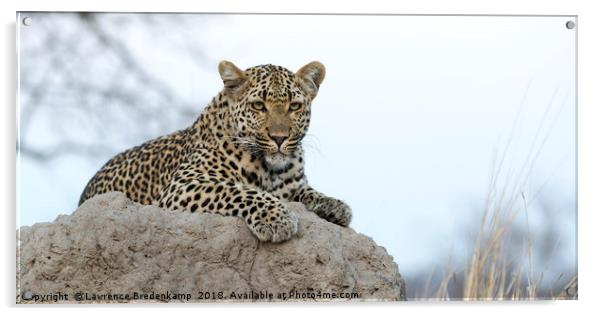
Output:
[
  {"left": 213, "top": 140, "right": 305, "bottom": 199},
  {"left": 260, "top": 174, "right": 285, "bottom": 192},
  {"left": 238, "top": 163, "right": 290, "bottom": 190}
]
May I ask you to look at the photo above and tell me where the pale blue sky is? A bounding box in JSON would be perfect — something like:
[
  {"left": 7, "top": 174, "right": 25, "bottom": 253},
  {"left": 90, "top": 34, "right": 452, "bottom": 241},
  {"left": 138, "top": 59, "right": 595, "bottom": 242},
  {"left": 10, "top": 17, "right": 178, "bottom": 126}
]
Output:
[{"left": 18, "top": 14, "right": 576, "bottom": 275}]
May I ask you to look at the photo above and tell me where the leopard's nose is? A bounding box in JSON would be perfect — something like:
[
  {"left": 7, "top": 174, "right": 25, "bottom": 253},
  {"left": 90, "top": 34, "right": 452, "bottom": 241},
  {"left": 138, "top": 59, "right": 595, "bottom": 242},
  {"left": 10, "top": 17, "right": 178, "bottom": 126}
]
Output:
[{"left": 270, "top": 135, "right": 288, "bottom": 147}]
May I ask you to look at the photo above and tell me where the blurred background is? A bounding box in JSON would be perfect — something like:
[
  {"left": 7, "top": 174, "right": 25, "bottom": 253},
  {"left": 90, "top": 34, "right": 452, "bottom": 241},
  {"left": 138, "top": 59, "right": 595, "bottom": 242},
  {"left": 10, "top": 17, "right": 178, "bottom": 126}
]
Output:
[{"left": 17, "top": 13, "right": 576, "bottom": 299}]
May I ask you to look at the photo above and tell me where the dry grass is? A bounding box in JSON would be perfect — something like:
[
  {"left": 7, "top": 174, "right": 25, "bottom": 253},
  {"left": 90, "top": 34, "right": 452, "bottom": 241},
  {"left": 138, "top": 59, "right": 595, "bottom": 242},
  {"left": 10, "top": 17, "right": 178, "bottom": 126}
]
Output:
[
  {"left": 416, "top": 188, "right": 577, "bottom": 300},
  {"left": 458, "top": 195, "right": 576, "bottom": 300},
  {"left": 417, "top": 89, "right": 577, "bottom": 300},
  {"left": 417, "top": 159, "right": 578, "bottom": 300}
]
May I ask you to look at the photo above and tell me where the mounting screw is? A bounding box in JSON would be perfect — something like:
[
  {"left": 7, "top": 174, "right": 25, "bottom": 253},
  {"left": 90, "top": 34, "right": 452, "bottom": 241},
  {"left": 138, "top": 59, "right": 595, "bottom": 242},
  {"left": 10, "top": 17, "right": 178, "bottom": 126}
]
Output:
[
  {"left": 566, "top": 20, "right": 575, "bottom": 29},
  {"left": 22, "top": 16, "right": 32, "bottom": 26},
  {"left": 22, "top": 291, "right": 33, "bottom": 300}
]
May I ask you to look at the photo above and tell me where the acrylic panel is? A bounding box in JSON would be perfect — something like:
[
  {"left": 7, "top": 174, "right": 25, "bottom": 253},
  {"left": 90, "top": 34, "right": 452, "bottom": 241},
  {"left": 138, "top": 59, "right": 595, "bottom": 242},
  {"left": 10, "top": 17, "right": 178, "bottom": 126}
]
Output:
[{"left": 16, "top": 12, "right": 577, "bottom": 302}]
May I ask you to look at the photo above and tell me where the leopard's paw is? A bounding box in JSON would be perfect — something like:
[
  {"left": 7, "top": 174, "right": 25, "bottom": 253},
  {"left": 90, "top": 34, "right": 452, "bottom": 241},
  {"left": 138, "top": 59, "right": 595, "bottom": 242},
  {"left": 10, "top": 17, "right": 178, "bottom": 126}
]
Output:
[
  {"left": 248, "top": 205, "right": 299, "bottom": 243},
  {"left": 312, "top": 197, "right": 352, "bottom": 227}
]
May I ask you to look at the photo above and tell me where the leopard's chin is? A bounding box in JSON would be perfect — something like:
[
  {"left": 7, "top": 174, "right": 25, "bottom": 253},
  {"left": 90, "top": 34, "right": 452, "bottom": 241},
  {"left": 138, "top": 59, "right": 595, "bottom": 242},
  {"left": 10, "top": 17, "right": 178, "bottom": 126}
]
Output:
[{"left": 264, "top": 153, "right": 292, "bottom": 171}]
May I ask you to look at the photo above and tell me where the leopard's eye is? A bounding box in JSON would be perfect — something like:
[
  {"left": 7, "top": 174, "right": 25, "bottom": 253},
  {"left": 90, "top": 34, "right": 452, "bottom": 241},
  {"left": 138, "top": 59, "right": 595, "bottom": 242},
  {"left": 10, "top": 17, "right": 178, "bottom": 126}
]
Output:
[
  {"left": 289, "top": 102, "right": 302, "bottom": 112},
  {"left": 251, "top": 101, "right": 266, "bottom": 112}
]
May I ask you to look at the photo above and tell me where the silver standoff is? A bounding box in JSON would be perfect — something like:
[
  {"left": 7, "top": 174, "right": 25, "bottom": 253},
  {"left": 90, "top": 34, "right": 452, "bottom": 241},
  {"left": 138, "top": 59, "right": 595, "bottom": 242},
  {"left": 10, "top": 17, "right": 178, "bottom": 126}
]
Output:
[
  {"left": 565, "top": 20, "right": 575, "bottom": 30},
  {"left": 22, "top": 16, "right": 33, "bottom": 26}
]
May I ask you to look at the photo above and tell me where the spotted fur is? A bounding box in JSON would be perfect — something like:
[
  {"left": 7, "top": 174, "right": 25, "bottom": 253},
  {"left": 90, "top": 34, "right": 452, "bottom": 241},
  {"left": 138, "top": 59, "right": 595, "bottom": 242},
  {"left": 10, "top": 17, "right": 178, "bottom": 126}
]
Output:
[{"left": 79, "top": 61, "right": 352, "bottom": 242}]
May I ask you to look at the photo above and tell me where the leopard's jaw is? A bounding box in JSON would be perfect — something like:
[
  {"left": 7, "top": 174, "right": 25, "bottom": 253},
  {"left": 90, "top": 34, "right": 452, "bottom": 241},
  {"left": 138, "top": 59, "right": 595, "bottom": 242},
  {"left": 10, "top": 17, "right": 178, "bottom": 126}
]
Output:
[{"left": 264, "top": 153, "right": 291, "bottom": 171}]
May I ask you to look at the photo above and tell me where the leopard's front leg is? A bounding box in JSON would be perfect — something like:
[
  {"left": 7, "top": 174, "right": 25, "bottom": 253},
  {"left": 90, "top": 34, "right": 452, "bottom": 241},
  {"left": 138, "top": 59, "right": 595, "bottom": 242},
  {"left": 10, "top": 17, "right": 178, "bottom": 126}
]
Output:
[
  {"left": 159, "top": 177, "right": 298, "bottom": 243},
  {"left": 292, "top": 186, "right": 352, "bottom": 227}
]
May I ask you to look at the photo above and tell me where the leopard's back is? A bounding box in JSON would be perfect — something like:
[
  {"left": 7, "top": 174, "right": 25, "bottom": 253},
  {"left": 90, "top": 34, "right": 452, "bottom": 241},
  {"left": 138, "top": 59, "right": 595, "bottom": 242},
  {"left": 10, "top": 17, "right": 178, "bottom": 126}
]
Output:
[{"left": 78, "top": 129, "right": 191, "bottom": 206}]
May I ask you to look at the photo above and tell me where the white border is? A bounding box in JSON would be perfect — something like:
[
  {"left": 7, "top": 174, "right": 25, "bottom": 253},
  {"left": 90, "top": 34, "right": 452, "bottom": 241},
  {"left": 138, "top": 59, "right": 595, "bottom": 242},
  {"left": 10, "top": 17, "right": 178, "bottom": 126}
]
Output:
[{"left": 2, "top": 1, "right": 600, "bottom": 315}]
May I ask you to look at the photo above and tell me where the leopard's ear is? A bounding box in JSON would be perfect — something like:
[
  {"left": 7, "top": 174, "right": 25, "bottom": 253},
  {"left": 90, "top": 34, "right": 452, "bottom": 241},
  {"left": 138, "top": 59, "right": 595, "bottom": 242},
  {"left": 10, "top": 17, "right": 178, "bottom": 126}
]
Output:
[
  {"left": 218, "top": 61, "right": 246, "bottom": 94},
  {"left": 296, "top": 61, "right": 325, "bottom": 99}
]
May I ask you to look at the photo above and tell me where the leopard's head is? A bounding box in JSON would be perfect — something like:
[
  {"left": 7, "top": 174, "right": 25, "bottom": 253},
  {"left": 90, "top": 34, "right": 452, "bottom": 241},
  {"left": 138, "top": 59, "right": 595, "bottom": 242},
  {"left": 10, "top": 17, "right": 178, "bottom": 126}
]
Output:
[{"left": 218, "top": 61, "right": 325, "bottom": 170}]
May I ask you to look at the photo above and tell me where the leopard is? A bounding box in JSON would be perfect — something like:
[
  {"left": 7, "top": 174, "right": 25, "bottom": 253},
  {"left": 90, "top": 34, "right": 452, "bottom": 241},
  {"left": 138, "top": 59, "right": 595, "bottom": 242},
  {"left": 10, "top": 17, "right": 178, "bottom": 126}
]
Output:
[{"left": 79, "top": 61, "right": 352, "bottom": 242}]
